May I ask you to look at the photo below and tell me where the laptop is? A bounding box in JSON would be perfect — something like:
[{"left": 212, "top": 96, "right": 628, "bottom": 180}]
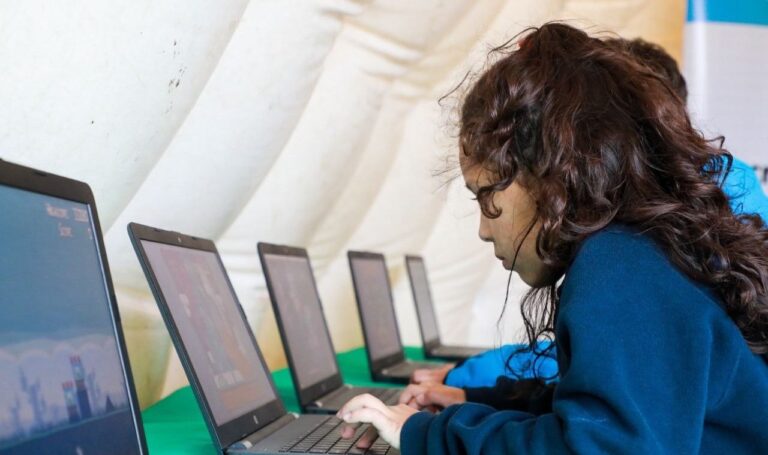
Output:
[
  {"left": 128, "top": 223, "right": 398, "bottom": 455},
  {"left": 347, "top": 251, "right": 444, "bottom": 384},
  {"left": 257, "top": 243, "right": 401, "bottom": 414},
  {"left": 0, "top": 160, "right": 148, "bottom": 454},
  {"left": 405, "top": 255, "right": 486, "bottom": 361}
]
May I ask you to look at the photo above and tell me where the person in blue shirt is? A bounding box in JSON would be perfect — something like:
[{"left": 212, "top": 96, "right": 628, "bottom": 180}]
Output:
[
  {"left": 410, "top": 36, "right": 768, "bottom": 396},
  {"left": 336, "top": 23, "right": 768, "bottom": 453}
]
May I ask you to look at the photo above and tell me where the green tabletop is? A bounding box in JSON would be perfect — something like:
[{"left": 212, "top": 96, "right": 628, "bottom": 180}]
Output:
[{"left": 141, "top": 347, "right": 430, "bottom": 454}]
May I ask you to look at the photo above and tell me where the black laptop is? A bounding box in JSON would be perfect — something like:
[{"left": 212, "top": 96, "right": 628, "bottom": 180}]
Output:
[
  {"left": 258, "top": 243, "right": 401, "bottom": 414},
  {"left": 0, "top": 160, "right": 148, "bottom": 454},
  {"left": 347, "top": 251, "right": 443, "bottom": 384},
  {"left": 128, "top": 223, "right": 397, "bottom": 455},
  {"left": 405, "top": 255, "right": 486, "bottom": 361}
]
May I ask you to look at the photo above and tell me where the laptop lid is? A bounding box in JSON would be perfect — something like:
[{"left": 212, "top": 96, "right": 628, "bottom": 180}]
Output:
[
  {"left": 257, "top": 243, "right": 342, "bottom": 408},
  {"left": 128, "top": 223, "right": 286, "bottom": 451},
  {"left": 404, "top": 255, "right": 442, "bottom": 351},
  {"left": 0, "top": 160, "right": 147, "bottom": 454},
  {"left": 347, "top": 251, "right": 405, "bottom": 372}
]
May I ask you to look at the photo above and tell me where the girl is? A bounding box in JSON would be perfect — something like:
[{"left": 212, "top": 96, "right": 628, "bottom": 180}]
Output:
[{"left": 336, "top": 23, "right": 768, "bottom": 453}]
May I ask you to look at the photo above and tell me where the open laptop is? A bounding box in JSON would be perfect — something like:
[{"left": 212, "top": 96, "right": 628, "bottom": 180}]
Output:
[
  {"left": 405, "top": 255, "right": 486, "bottom": 361},
  {"left": 129, "top": 223, "right": 397, "bottom": 455},
  {"left": 0, "top": 160, "right": 147, "bottom": 454},
  {"left": 347, "top": 251, "right": 444, "bottom": 384},
  {"left": 258, "top": 243, "right": 401, "bottom": 414}
]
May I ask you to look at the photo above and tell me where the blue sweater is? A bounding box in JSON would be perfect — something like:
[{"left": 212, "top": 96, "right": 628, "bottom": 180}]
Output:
[
  {"left": 445, "top": 156, "right": 768, "bottom": 389},
  {"left": 402, "top": 226, "right": 768, "bottom": 453}
]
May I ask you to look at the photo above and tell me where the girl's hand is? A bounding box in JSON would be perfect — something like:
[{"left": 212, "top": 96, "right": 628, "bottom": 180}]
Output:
[
  {"left": 336, "top": 393, "right": 419, "bottom": 450},
  {"left": 410, "top": 363, "right": 455, "bottom": 385},
  {"left": 398, "top": 383, "right": 467, "bottom": 411}
]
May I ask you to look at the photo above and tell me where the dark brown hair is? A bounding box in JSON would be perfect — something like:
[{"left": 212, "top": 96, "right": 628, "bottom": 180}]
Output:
[
  {"left": 457, "top": 23, "right": 768, "bottom": 359},
  {"left": 605, "top": 37, "right": 688, "bottom": 101}
]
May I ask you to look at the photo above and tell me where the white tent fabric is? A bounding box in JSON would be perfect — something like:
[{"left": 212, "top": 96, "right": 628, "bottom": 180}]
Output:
[{"left": 0, "top": 0, "right": 685, "bottom": 408}]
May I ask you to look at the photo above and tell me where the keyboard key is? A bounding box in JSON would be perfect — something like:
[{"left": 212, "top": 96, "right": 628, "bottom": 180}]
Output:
[{"left": 282, "top": 417, "right": 392, "bottom": 454}]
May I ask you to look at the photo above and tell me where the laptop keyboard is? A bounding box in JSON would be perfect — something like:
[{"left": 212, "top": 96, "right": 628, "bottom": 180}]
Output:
[
  {"left": 279, "top": 417, "right": 394, "bottom": 454},
  {"left": 383, "top": 361, "right": 433, "bottom": 376},
  {"left": 322, "top": 386, "right": 400, "bottom": 408},
  {"left": 432, "top": 346, "right": 484, "bottom": 358},
  {"left": 365, "top": 388, "right": 400, "bottom": 405}
]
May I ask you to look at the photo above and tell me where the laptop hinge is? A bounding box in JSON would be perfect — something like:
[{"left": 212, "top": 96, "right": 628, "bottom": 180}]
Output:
[{"left": 228, "top": 413, "right": 297, "bottom": 451}]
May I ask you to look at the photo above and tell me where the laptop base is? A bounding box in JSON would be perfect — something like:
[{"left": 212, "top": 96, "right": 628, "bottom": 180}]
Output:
[
  {"left": 425, "top": 344, "right": 486, "bottom": 362},
  {"left": 306, "top": 385, "right": 401, "bottom": 414},
  {"left": 228, "top": 414, "right": 399, "bottom": 455},
  {"left": 374, "top": 360, "right": 444, "bottom": 384}
]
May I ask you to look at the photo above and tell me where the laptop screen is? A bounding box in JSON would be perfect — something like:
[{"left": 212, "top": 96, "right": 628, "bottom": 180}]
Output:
[
  {"left": 0, "top": 186, "right": 142, "bottom": 454},
  {"left": 140, "top": 240, "right": 276, "bottom": 426},
  {"left": 261, "top": 253, "right": 339, "bottom": 390},
  {"left": 406, "top": 257, "right": 440, "bottom": 345},
  {"left": 348, "top": 256, "right": 402, "bottom": 362}
]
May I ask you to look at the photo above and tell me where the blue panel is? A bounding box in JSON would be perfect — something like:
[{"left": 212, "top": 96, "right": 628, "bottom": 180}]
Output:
[{"left": 687, "top": 0, "right": 768, "bottom": 26}]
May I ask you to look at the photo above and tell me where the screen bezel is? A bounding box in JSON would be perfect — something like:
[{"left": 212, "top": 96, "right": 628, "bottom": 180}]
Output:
[
  {"left": 257, "top": 243, "right": 343, "bottom": 410},
  {"left": 0, "top": 159, "right": 148, "bottom": 454},
  {"left": 128, "top": 222, "right": 286, "bottom": 450},
  {"left": 347, "top": 251, "right": 405, "bottom": 374},
  {"left": 405, "top": 255, "right": 442, "bottom": 351}
]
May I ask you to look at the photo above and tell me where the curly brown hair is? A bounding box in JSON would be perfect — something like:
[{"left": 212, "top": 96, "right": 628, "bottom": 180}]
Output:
[
  {"left": 604, "top": 37, "right": 688, "bottom": 101},
  {"left": 458, "top": 23, "right": 768, "bottom": 357}
]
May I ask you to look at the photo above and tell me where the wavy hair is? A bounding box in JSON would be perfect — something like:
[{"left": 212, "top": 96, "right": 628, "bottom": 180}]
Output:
[{"left": 456, "top": 23, "right": 768, "bottom": 362}]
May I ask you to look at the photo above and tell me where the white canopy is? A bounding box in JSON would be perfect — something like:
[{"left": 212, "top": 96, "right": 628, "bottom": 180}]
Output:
[{"left": 0, "top": 0, "right": 685, "bottom": 408}]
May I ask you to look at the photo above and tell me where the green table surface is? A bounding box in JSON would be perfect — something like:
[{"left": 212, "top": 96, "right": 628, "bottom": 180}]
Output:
[{"left": 141, "top": 347, "right": 430, "bottom": 454}]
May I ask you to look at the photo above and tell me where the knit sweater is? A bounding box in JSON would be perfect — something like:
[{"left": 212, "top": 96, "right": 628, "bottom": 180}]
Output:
[{"left": 402, "top": 225, "right": 768, "bottom": 454}]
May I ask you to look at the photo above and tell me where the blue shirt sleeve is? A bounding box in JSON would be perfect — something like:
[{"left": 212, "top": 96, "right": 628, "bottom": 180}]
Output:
[
  {"left": 445, "top": 343, "right": 557, "bottom": 388},
  {"left": 722, "top": 156, "right": 768, "bottom": 225}
]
